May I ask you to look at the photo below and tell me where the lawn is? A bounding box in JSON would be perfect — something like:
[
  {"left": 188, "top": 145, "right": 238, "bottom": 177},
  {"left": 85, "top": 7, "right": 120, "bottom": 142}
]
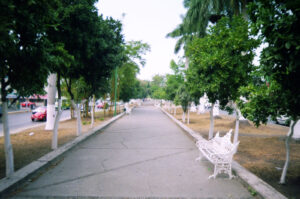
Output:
[{"left": 169, "top": 108, "right": 300, "bottom": 199}]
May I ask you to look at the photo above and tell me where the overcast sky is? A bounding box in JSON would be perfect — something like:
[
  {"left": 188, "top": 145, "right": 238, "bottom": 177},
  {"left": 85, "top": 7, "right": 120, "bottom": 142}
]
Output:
[{"left": 96, "top": 0, "right": 186, "bottom": 81}]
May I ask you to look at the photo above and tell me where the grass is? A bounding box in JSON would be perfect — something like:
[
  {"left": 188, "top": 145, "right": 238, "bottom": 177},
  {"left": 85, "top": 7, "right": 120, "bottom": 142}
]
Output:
[
  {"left": 0, "top": 109, "right": 122, "bottom": 180},
  {"left": 169, "top": 108, "right": 300, "bottom": 198}
]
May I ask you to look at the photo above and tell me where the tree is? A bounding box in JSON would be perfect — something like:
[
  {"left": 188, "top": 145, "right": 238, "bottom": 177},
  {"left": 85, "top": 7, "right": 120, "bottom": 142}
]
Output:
[
  {"left": 134, "top": 80, "right": 149, "bottom": 99},
  {"left": 186, "top": 16, "right": 259, "bottom": 139},
  {"left": 165, "top": 60, "right": 185, "bottom": 101},
  {"left": 0, "top": 0, "right": 57, "bottom": 177},
  {"left": 240, "top": 0, "right": 300, "bottom": 184},
  {"left": 118, "top": 41, "right": 150, "bottom": 102},
  {"left": 50, "top": 0, "right": 124, "bottom": 135},
  {"left": 150, "top": 75, "right": 167, "bottom": 99},
  {"left": 176, "top": 84, "right": 191, "bottom": 123}
]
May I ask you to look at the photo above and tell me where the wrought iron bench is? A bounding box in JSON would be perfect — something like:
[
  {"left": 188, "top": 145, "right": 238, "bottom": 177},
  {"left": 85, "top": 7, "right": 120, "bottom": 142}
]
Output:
[{"left": 195, "top": 129, "right": 239, "bottom": 179}]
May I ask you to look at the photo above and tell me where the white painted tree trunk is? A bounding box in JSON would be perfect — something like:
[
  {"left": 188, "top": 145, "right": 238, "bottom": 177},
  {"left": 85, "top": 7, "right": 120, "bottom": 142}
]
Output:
[
  {"left": 45, "top": 74, "right": 57, "bottom": 130},
  {"left": 90, "top": 95, "right": 95, "bottom": 128},
  {"left": 182, "top": 111, "right": 186, "bottom": 123},
  {"left": 292, "top": 120, "right": 300, "bottom": 139},
  {"left": 187, "top": 108, "right": 190, "bottom": 124},
  {"left": 208, "top": 103, "right": 215, "bottom": 139},
  {"left": 2, "top": 102, "right": 14, "bottom": 177},
  {"left": 234, "top": 106, "right": 240, "bottom": 144},
  {"left": 280, "top": 120, "right": 298, "bottom": 184},
  {"left": 174, "top": 106, "right": 176, "bottom": 116},
  {"left": 52, "top": 99, "right": 62, "bottom": 150},
  {"left": 213, "top": 103, "right": 219, "bottom": 116},
  {"left": 71, "top": 100, "right": 82, "bottom": 136}
]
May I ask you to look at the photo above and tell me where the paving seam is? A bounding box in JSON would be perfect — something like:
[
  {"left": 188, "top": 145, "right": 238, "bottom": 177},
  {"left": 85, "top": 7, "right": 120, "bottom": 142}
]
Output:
[
  {"left": 17, "top": 149, "right": 194, "bottom": 193},
  {"left": 159, "top": 107, "right": 287, "bottom": 199},
  {"left": 0, "top": 112, "right": 126, "bottom": 198}
]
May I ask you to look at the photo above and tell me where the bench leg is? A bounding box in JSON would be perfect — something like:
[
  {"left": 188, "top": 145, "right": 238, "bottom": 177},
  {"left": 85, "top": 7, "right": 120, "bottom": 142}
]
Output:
[
  {"left": 195, "top": 155, "right": 203, "bottom": 162},
  {"left": 208, "top": 164, "right": 218, "bottom": 179},
  {"left": 208, "top": 163, "right": 235, "bottom": 179}
]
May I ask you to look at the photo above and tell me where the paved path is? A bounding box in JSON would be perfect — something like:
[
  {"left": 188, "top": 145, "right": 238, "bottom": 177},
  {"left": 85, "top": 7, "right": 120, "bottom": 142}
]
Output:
[{"left": 12, "top": 105, "right": 252, "bottom": 198}]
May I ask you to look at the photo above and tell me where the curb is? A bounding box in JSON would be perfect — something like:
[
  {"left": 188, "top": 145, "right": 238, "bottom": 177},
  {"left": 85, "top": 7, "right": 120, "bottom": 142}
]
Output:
[
  {"left": 8, "top": 109, "right": 31, "bottom": 114},
  {"left": 159, "top": 107, "right": 287, "bottom": 199},
  {"left": 0, "top": 117, "right": 72, "bottom": 137},
  {"left": 0, "top": 112, "right": 126, "bottom": 197}
]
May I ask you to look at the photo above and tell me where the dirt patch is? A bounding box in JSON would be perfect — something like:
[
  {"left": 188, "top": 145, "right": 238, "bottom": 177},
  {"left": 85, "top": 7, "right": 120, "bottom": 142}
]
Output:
[
  {"left": 0, "top": 110, "right": 121, "bottom": 179},
  {"left": 168, "top": 108, "right": 299, "bottom": 198}
]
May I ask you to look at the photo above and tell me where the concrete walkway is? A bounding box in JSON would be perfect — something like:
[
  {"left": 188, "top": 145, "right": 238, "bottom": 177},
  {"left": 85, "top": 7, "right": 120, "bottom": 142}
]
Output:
[{"left": 12, "top": 105, "right": 252, "bottom": 198}]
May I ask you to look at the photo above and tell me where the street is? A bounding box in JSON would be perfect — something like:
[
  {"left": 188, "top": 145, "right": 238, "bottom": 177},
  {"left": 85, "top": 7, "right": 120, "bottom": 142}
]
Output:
[{"left": 0, "top": 110, "right": 70, "bottom": 137}]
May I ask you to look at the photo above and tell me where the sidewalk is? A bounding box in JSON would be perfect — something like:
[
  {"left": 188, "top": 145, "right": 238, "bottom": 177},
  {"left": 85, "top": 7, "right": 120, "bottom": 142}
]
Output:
[{"left": 10, "top": 105, "right": 252, "bottom": 198}]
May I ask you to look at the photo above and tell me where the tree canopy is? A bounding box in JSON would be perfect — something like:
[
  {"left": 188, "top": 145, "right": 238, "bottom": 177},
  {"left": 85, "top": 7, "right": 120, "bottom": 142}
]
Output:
[
  {"left": 165, "top": 60, "right": 185, "bottom": 101},
  {"left": 118, "top": 41, "right": 150, "bottom": 102},
  {"left": 186, "top": 16, "right": 259, "bottom": 108}
]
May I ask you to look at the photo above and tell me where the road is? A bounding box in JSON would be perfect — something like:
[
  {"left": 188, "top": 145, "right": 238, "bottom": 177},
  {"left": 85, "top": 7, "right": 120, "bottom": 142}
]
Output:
[{"left": 0, "top": 110, "right": 70, "bottom": 137}]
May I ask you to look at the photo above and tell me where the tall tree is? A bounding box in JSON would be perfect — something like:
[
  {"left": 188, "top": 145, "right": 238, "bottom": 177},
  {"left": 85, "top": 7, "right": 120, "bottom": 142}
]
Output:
[
  {"left": 186, "top": 16, "right": 259, "bottom": 139},
  {"left": 118, "top": 41, "right": 150, "bottom": 102},
  {"left": 49, "top": 0, "right": 124, "bottom": 135},
  {"left": 241, "top": 0, "right": 300, "bottom": 184},
  {"left": 165, "top": 60, "right": 185, "bottom": 101},
  {"left": 0, "top": 0, "right": 57, "bottom": 177}
]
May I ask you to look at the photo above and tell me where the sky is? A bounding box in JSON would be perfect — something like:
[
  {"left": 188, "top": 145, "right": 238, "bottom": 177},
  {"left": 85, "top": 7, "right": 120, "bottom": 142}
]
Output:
[{"left": 96, "top": 0, "right": 186, "bottom": 81}]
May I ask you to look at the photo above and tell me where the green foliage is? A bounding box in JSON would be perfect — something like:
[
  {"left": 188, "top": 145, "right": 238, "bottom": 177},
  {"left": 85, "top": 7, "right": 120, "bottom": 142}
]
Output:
[
  {"left": 176, "top": 84, "right": 191, "bottom": 113},
  {"left": 48, "top": 0, "right": 125, "bottom": 102},
  {"left": 0, "top": 0, "right": 59, "bottom": 100},
  {"left": 186, "top": 16, "right": 259, "bottom": 108},
  {"left": 118, "top": 41, "right": 150, "bottom": 102},
  {"left": 247, "top": 186, "right": 257, "bottom": 196},
  {"left": 150, "top": 75, "right": 167, "bottom": 99},
  {"left": 165, "top": 60, "right": 185, "bottom": 100},
  {"left": 243, "top": 0, "right": 300, "bottom": 122},
  {"left": 135, "top": 80, "right": 151, "bottom": 99}
]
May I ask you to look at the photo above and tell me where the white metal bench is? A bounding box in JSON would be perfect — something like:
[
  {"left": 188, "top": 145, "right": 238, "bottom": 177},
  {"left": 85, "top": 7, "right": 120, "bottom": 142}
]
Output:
[
  {"left": 125, "top": 106, "right": 131, "bottom": 114},
  {"left": 195, "top": 129, "right": 239, "bottom": 179}
]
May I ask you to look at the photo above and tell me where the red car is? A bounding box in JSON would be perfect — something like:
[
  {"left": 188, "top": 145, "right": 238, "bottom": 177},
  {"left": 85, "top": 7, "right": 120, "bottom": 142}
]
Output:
[
  {"left": 31, "top": 106, "right": 47, "bottom": 121},
  {"left": 21, "top": 101, "right": 36, "bottom": 108},
  {"left": 97, "top": 103, "right": 104, "bottom": 109}
]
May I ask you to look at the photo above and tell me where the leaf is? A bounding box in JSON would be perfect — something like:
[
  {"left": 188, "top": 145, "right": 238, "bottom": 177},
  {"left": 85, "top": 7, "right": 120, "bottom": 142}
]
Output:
[{"left": 285, "top": 42, "right": 291, "bottom": 49}]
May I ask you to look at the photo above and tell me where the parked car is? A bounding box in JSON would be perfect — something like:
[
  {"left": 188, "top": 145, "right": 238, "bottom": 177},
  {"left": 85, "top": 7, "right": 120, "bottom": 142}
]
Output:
[
  {"left": 21, "top": 101, "right": 36, "bottom": 108},
  {"left": 31, "top": 106, "right": 47, "bottom": 121},
  {"left": 97, "top": 103, "right": 104, "bottom": 109},
  {"left": 276, "top": 115, "right": 290, "bottom": 126}
]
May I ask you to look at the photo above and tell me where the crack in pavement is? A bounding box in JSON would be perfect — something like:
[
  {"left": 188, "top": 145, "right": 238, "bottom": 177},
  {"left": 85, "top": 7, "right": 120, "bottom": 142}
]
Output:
[{"left": 19, "top": 149, "right": 194, "bottom": 193}]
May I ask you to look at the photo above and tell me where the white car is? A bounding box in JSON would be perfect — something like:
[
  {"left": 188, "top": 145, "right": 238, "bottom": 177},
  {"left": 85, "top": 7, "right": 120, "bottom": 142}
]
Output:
[{"left": 276, "top": 115, "right": 290, "bottom": 126}]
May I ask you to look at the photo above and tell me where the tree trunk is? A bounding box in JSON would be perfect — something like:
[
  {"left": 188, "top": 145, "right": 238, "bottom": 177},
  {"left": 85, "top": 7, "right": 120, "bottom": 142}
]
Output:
[
  {"left": 2, "top": 102, "right": 14, "bottom": 177},
  {"left": 233, "top": 105, "right": 240, "bottom": 144},
  {"left": 84, "top": 100, "right": 89, "bottom": 118},
  {"left": 174, "top": 106, "right": 176, "bottom": 116},
  {"left": 208, "top": 103, "right": 215, "bottom": 139},
  {"left": 91, "top": 95, "right": 95, "bottom": 128},
  {"left": 45, "top": 73, "right": 57, "bottom": 130},
  {"left": 70, "top": 105, "right": 74, "bottom": 119},
  {"left": 52, "top": 99, "right": 62, "bottom": 149},
  {"left": 187, "top": 108, "right": 190, "bottom": 124},
  {"left": 280, "top": 119, "right": 298, "bottom": 184},
  {"left": 52, "top": 72, "right": 62, "bottom": 150},
  {"left": 182, "top": 111, "right": 186, "bottom": 123},
  {"left": 71, "top": 100, "right": 82, "bottom": 136}
]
